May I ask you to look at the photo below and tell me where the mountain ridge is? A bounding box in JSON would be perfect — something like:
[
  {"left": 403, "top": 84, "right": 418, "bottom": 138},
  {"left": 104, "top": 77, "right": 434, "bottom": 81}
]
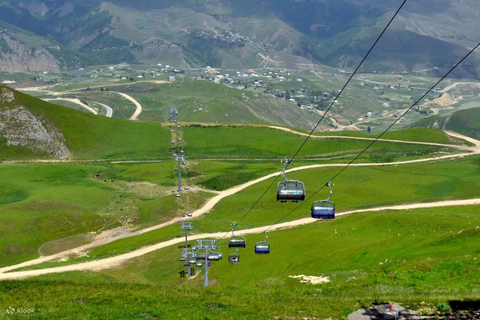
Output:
[{"left": 0, "top": 1, "right": 479, "bottom": 77}]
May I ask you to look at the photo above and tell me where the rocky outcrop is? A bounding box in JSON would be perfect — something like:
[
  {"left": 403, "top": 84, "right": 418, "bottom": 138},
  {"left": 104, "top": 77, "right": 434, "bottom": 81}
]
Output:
[
  {"left": 0, "top": 31, "right": 60, "bottom": 73},
  {"left": 0, "top": 87, "right": 70, "bottom": 158}
]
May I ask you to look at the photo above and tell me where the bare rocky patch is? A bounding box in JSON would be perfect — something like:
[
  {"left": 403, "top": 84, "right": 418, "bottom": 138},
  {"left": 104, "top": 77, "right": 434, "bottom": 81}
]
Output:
[{"left": 0, "top": 87, "right": 71, "bottom": 158}]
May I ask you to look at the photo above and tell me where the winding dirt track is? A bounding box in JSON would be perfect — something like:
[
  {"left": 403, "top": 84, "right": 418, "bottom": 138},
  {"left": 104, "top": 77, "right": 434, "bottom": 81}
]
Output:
[
  {"left": 0, "top": 131, "right": 479, "bottom": 280},
  {"left": 117, "top": 92, "right": 142, "bottom": 120},
  {"left": 43, "top": 98, "right": 98, "bottom": 115},
  {"left": 20, "top": 80, "right": 170, "bottom": 121}
]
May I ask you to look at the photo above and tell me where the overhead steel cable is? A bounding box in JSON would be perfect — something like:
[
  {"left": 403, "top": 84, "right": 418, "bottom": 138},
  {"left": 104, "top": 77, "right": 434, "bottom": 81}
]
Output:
[
  {"left": 227, "top": 0, "right": 408, "bottom": 234},
  {"left": 258, "top": 41, "right": 480, "bottom": 236},
  {"left": 284, "top": 0, "right": 408, "bottom": 167}
]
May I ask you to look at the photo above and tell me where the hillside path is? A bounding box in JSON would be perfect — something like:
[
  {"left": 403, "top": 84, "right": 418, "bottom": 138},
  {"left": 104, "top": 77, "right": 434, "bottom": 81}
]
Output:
[
  {"left": 441, "top": 81, "right": 480, "bottom": 93},
  {"left": 116, "top": 92, "right": 142, "bottom": 120},
  {"left": 20, "top": 81, "right": 168, "bottom": 120},
  {"left": 43, "top": 98, "right": 98, "bottom": 115}
]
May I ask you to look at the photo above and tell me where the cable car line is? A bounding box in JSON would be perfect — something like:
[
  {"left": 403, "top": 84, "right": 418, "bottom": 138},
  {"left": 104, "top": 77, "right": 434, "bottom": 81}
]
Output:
[
  {"left": 226, "top": 0, "right": 408, "bottom": 234},
  {"left": 254, "top": 41, "right": 480, "bottom": 238},
  {"left": 283, "top": 0, "right": 408, "bottom": 170}
]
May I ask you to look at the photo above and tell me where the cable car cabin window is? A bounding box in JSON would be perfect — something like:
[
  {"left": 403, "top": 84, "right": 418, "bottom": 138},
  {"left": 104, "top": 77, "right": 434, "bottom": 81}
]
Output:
[
  {"left": 229, "top": 236, "right": 246, "bottom": 248},
  {"left": 254, "top": 243, "right": 270, "bottom": 254},
  {"left": 277, "top": 180, "right": 305, "bottom": 202},
  {"left": 311, "top": 202, "right": 335, "bottom": 219}
]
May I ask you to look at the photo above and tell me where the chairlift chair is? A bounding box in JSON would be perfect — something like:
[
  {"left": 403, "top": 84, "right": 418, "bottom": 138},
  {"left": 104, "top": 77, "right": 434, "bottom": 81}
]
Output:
[
  {"left": 208, "top": 251, "right": 222, "bottom": 261},
  {"left": 228, "top": 223, "right": 246, "bottom": 248},
  {"left": 276, "top": 158, "right": 305, "bottom": 203},
  {"left": 188, "top": 253, "right": 196, "bottom": 264},
  {"left": 179, "top": 250, "right": 187, "bottom": 261},
  {"left": 277, "top": 180, "right": 305, "bottom": 202},
  {"left": 254, "top": 232, "right": 270, "bottom": 254},
  {"left": 196, "top": 262, "right": 203, "bottom": 268},
  {"left": 228, "top": 250, "right": 240, "bottom": 264},
  {"left": 311, "top": 182, "right": 335, "bottom": 219},
  {"left": 228, "top": 235, "right": 246, "bottom": 248}
]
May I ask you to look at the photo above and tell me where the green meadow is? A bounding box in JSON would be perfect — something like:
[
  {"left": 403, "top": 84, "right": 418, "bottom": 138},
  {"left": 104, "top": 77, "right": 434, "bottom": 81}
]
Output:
[
  {"left": 9, "top": 155, "right": 480, "bottom": 272},
  {"left": 3, "top": 206, "right": 478, "bottom": 319}
]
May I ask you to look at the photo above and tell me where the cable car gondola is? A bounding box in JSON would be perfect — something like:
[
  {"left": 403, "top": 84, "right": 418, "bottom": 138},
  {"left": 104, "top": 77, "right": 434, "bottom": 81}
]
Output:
[
  {"left": 228, "top": 223, "right": 246, "bottom": 248},
  {"left": 208, "top": 251, "right": 222, "bottom": 261},
  {"left": 277, "top": 180, "right": 305, "bottom": 202},
  {"left": 228, "top": 249, "right": 240, "bottom": 263},
  {"left": 311, "top": 182, "right": 335, "bottom": 219},
  {"left": 179, "top": 250, "right": 187, "bottom": 261},
  {"left": 188, "top": 253, "right": 196, "bottom": 264},
  {"left": 276, "top": 158, "right": 305, "bottom": 202},
  {"left": 254, "top": 232, "right": 270, "bottom": 254},
  {"left": 229, "top": 236, "right": 246, "bottom": 248}
]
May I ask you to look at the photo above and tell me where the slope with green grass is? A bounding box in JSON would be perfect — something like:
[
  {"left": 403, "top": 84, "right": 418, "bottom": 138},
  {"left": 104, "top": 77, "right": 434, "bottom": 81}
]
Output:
[
  {"left": 10, "top": 154, "right": 480, "bottom": 272},
  {"left": 413, "top": 107, "right": 480, "bottom": 140},
  {"left": 0, "top": 85, "right": 171, "bottom": 160},
  {"left": 5, "top": 205, "right": 478, "bottom": 319}
]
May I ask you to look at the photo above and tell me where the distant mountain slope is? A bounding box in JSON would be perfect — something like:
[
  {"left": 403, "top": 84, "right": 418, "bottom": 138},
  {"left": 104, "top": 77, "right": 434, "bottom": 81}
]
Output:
[{"left": 0, "top": 0, "right": 479, "bottom": 76}]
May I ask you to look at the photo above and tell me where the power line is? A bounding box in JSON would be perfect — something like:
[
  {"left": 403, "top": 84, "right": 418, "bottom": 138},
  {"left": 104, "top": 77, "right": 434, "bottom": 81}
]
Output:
[
  {"left": 229, "top": 0, "right": 408, "bottom": 232},
  {"left": 259, "top": 41, "right": 480, "bottom": 236}
]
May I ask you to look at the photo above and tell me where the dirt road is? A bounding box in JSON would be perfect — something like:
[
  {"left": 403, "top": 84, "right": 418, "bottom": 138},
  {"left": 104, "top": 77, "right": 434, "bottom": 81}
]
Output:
[
  {"left": 116, "top": 92, "right": 142, "bottom": 120},
  {"left": 20, "top": 81, "right": 167, "bottom": 121},
  {"left": 43, "top": 98, "right": 98, "bottom": 115},
  {"left": 441, "top": 81, "right": 480, "bottom": 93}
]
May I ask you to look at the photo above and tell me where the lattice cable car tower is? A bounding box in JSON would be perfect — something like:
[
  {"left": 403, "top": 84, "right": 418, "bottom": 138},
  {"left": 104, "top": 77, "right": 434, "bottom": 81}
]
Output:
[
  {"left": 168, "top": 106, "right": 179, "bottom": 124},
  {"left": 174, "top": 150, "right": 186, "bottom": 195},
  {"left": 179, "top": 221, "right": 194, "bottom": 276},
  {"left": 195, "top": 240, "right": 218, "bottom": 287}
]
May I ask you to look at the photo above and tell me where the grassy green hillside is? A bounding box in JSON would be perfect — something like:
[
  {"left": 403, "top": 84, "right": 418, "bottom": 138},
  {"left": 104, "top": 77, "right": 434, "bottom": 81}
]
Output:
[
  {"left": 181, "top": 125, "right": 462, "bottom": 161},
  {"left": 5, "top": 205, "right": 478, "bottom": 319},
  {"left": 10, "top": 154, "right": 480, "bottom": 272},
  {"left": 413, "top": 107, "right": 480, "bottom": 139},
  {"left": 0, "top": 85, "right": 171, "bottom": 160}
]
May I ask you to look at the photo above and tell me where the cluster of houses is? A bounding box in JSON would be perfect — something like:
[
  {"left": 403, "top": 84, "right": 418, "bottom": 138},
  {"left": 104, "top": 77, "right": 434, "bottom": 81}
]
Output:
[{"left": 190, "top": 29, "right": 247, "bottom": 47}]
